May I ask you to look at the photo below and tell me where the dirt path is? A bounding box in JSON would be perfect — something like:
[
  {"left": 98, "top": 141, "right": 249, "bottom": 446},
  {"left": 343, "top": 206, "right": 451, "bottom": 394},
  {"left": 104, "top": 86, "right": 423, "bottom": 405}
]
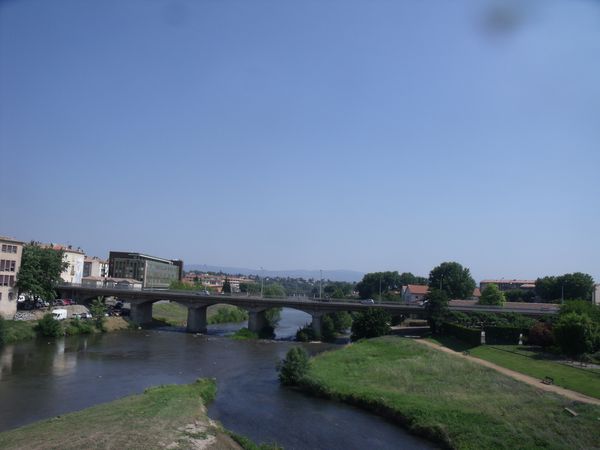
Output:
[{"left": 414, "top": 338, "right": 600, "bottom": 406}]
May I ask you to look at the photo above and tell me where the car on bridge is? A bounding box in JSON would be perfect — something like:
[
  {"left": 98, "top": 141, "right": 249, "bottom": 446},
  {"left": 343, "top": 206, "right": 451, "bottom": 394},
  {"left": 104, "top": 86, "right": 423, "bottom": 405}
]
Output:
[{"left": 360, "top": 299, "right": 375, "bottom": 304}]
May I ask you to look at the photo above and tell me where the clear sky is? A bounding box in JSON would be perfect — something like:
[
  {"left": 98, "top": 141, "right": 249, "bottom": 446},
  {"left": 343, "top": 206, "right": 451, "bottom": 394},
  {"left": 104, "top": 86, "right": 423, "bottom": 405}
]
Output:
[{"left": 1, "top": 0, "right": 599, "bottom": 282}]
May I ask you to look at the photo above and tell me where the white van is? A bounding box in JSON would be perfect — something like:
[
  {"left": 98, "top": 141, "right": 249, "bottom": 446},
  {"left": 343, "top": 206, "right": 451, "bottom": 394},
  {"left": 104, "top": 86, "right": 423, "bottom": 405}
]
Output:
[{"left": 52, "top": 309, "right": 68, "bottom": 321}]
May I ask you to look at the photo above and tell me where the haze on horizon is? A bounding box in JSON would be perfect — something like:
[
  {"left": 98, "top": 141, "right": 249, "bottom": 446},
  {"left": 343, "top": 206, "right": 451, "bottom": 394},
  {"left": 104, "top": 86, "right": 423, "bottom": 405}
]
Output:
[{"left": 1, "top": 0, "right": 598, "bottom": 283}]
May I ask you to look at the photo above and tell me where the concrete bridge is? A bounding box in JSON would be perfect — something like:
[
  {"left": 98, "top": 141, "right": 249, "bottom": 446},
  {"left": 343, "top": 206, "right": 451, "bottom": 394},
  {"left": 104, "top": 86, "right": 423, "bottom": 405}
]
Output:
[{"left": 57, "top": 285, "right": 558, "bottom": 339}]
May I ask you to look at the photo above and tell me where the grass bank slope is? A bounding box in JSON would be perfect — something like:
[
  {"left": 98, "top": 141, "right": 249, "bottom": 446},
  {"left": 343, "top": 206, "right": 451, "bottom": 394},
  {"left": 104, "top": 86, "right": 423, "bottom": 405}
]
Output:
[
  {"left": 300, "top": 337, "right": 600, "bottom": 450},
  {"left": 153, "top": 302, "right": 247, "bottom": 327},
  {"left": 0, "top": 379, "right": 240, "bottom": 450},
  {"left": 430, "top": 337, "right": 600, "bottom": 400}
]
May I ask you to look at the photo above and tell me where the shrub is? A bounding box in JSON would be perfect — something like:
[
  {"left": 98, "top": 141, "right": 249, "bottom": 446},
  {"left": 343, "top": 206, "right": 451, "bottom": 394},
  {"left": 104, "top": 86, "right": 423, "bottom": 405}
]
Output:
[
  {"left": 528, "top": 322, "right": 555, "bottom": 347},
  {"left": 295, "top": 324, "right": 314, "bottom": 342},
  {"left": 278, "top": 347, "right": 310, "bottom": 385},
  {"left": 321, "top": 315, "right": 337, "bottom": 342},
  {"left": 231, "top": 328, "right": 258, "bottom": 340},
  {"left": 559, "top": 300, "right": 600, "bottom": 324},
  {"left": 35, "top": 314, "right": 63, "bottom": 337},
  {"left": 442, "top": 322, "right": 481, "bottom": 346},
  {"left": 0, "top": 317, "right": 6, "bottom": 346},
  {"left": 479, "top": 283, "right": 506, "bottom": 306},
  {"left": 90, "top": 298, "right": 107, "bottom": 331},
  {"left": 351, "top": 308, "right": 391, "bottom": 341},
  {"left": 330, "top": 311, "right": 352, "bottom": 332},
  {"left": 553, "top": 312, "right": 597, "bottom": 357},
  {"left": 64, "top": 318, "right": 94, "bottom": 336}
]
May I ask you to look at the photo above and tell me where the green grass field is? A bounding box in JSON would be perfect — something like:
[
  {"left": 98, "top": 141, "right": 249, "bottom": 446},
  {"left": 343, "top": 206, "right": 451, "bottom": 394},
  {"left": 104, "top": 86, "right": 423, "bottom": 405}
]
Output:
[
  {"left": 300, "top": 337, "right": 600, "bottom": 450},
  {"left": 0, "top": 379, "right": 233, "bottom": 449},
  {"left": 429, "top": 337, "right": 600, "bottom": 399}
]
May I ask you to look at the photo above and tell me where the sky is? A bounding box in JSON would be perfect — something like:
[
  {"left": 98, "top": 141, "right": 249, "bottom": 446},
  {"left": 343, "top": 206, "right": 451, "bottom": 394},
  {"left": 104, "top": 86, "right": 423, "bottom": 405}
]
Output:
[{"left": 1, "top": 0, "right": 599, "bottom": 282}]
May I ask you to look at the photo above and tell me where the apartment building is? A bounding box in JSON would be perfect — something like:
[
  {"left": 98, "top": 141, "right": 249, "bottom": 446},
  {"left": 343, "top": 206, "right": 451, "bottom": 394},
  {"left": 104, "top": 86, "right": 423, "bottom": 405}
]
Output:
[
  {"left": 83, "top": 256, "right": 108, "bottom": 278},
  {"left": 43, "top": 244, "right": 85, "bottom": 284},
  {"left": 0, "top": 236, "right": 24, "bottom": 318},
  {"left": 108, "top": 251, "right": 183, "bottom": 289}
]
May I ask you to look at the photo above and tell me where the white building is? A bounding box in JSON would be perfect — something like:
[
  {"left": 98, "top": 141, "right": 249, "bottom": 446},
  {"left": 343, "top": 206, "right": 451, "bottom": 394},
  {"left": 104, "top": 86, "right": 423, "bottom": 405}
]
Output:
[
  {"left": 45, "top": 244, "right": 85, "bottom": 284},
  {"left": 402, "top": 284, "right": 429, "bottom": 304},
  {"left": 0, "top": 236, "right": 23, "bottom": 318},
  {"left": 593, "top": 284, "right": 600, "bottom": 306},
  {"left": 83, "top": 256, "right": 108, "bottom": 278}
]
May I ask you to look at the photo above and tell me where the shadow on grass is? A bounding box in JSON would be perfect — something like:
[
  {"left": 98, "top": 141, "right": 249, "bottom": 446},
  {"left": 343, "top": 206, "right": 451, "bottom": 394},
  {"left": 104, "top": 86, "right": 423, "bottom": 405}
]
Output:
[{"left": 429, "top": 335, "right": 480, "bottom": 352}]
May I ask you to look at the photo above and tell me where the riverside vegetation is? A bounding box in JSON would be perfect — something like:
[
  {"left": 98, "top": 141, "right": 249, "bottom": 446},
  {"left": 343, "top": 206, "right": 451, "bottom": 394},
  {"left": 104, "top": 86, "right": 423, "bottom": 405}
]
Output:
[
  {"left": 0, "top": 378, "right": 280, "bottom": 450},
  {"left": 280, "top": 337, "right": 600, "bottom": 449}
]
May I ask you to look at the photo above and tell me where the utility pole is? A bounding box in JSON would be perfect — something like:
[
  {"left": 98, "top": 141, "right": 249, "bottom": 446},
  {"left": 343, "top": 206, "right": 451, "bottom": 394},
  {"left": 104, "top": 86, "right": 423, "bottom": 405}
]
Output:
[
  {"left": 379, "top": 274, "right": 382, "bottom": 303},
  {"left": 260, "top": 267, "right": 264, "bottom": 298},
  {"left": 319, "top": 269, "right": 322, "bottom": 299}
]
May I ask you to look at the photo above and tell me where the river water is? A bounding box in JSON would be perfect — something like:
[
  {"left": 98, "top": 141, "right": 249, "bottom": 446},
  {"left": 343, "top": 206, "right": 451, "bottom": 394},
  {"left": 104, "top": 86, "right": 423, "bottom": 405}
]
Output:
[{"left": 0, "top": 308, "right": 433, "bottom": 449}]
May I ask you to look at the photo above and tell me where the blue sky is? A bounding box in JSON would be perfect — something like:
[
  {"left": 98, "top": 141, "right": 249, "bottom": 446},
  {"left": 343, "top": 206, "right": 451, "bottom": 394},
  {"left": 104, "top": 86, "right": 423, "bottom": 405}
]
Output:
[{"left": 1, "top": 0, "right": 599, "bottom": 282}]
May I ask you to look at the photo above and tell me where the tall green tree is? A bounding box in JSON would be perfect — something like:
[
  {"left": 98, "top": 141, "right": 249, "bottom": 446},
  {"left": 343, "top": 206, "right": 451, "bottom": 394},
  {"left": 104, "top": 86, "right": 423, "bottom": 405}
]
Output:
[
  {"left": 16, "top": 243, "right": 68, "bottom": 300},
  {"left": 478, "top": 283, "right": 505, "bottom": 306},
  {"left": 535, "top": 273, "right": 595, "bottom": 302},
  {"left": 425, "top": 288, "right": 449, "bottom": 334},
  {"left": 222, "top": 277, "right": 232, "bottom": 294},
  {"left": 356, "top": 271, "right": 402, "bottom": 299},
  {"left": 428, "top": 261, "right": 476, "bottom": 300},
  {"left": 263, "top": 283, "right": 286, "bottom": 298}
]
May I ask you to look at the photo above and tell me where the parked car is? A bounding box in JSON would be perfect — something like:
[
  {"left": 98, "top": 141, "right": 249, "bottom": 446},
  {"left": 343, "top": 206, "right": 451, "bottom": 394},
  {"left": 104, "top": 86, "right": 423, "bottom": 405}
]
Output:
[
  {"left": 53, "top": 299, "right": 65, "bottom": 306},
  {"left": 360, "top": 299, "right": 375, "bottom": 304}
]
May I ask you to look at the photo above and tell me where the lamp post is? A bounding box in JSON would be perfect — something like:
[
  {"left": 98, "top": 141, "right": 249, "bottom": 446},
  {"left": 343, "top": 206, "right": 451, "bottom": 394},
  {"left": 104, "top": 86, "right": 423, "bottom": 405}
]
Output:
[
  {"left": 379, "top": 274, "right": 382, "bottom": 304},
  {"left": 260, "top": 267, "right": 264, "bottom": 298},
  {"left": 319, "top": 269, "right": 323, "bottom": 299}
]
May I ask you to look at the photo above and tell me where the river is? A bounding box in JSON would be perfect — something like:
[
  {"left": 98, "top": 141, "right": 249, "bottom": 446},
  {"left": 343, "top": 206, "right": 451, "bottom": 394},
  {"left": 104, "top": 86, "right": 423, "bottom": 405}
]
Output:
[{"left": 0, "top": 308, "right": 433, "bottom": 449}]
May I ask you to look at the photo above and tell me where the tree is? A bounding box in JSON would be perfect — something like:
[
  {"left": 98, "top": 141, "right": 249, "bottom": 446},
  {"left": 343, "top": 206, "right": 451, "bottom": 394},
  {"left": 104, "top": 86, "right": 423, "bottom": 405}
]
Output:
[
  {"left": 321, "top": 315, "right": 337, "bottom": 342},
  {"left": 351, "top": 308, "right": 391, "bottom": 341},
  {"left": 535, "top": 273, "right": 595, "bottom": 302},
  {"left": 356, "top": 271, "right": 403, "bottom": 299},
  {"left": 330, "top": 311, "right": 352, "bottom": 332},
  {"left": 16, "top": 243, "right": 68, "bottom": 301},
  {"left": 263, "top": 283, "right": 286, "bottom": 298},
  {"left": 560, "top": 300, "right": 600, "bottom": 323},
  {"left": 90, "top": 297, "right": 107, "bottom": 331},
  {"left": 278, "top": 347, "right": 310, "bottom": 385},
  {"left": 425, "top": 288, "right": 449, "bottom": 334},
  {"left": 398, "top": 272, "right": 428, "bottom": 286},
  {"left": 428, "top": 261, "right": 476, "bottom": 300},
  {"left": 222, "top": 277, "right": 232, "bottom": 294},
  {"left": 553, "top": 312, "right": 598, "bottom": 357},
  {"left": 478, "top": 283, "right": 505, "bottom": 306}
]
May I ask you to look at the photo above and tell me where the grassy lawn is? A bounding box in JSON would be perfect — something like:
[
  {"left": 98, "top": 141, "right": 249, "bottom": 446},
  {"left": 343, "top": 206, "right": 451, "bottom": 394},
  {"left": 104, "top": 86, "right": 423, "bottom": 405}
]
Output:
[
  {"left": 0, "top": 320, "right": 36, "bottom": 344},
  {"left": 152, "top": 302, "right": 248, "bottom": 326},
  {"left": 300, "top": 337, "right": 600, "bottom": 450},
  {"left": 428, "top": 337, "right": 600, "bottom": 399},
  {"left": 0, "top": 379, "right": 239, "bottom": 449}
]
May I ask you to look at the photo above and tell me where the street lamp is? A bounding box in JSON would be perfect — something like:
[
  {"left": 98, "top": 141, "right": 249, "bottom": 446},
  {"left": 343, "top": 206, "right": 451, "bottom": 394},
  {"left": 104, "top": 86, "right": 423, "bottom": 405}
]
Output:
[
  {"left": 260, "top": 267, "right": 265, "bottom": 298},
  {"left": 319, "top": 269, "right": 323, "bottom": 299},
  {"left": 379, "top": 274, "right": 382, "bottom": 304}
]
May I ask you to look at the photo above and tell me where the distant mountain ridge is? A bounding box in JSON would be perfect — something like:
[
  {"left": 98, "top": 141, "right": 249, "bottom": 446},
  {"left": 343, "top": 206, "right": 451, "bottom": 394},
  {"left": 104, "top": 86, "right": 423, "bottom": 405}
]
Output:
[{"left": 185, "top": 264, "right": 363, "bottom": 282}]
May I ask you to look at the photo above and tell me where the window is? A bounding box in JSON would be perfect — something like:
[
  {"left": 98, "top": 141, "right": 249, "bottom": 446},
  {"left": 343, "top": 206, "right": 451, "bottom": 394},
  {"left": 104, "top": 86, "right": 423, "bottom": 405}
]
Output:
[
  {"left": 0, "top": 260, "right": 4, "bottom": 271},
  {"left": 10, "top": 261, "right": 15, "bottom": 271},
  {"left": 9, "top": 275, "right": 14, "bottom": 287},
  {"left": 1, "top": 245, "right": 5, "bottom": 252}
]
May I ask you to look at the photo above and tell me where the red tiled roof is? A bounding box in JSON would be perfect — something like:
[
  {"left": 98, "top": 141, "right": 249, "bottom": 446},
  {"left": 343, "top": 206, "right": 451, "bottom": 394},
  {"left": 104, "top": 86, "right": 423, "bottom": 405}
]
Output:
[{"left": 406, "top": 284, "right": 429, "bottom": 295}]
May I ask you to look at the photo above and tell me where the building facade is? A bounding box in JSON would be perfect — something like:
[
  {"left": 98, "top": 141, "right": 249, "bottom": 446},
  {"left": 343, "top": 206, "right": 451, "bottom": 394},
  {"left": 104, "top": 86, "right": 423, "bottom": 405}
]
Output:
[
  {"left": 0, "top": 236, "right": 24, "bottom": 318},
  {"left": 108, "top": 252, "right": 183, "bottom": 289},
  {"left": 401, "top": 284, "right": 429, "bottom": 304},
  {"left": 44, "top": 244, "right": 85, "bottom": 284},
  {"left": 593, "top": 284, "right": 600, "bottom": 306},
  {"left": 83, "top": 256, "right": 108, "bottom": 278}
]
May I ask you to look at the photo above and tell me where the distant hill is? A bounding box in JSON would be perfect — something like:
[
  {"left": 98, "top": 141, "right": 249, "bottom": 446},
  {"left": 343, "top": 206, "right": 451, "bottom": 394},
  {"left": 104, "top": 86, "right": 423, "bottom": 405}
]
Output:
[{"left": 185, "top": 264, "right": 364, "bottom": 283}]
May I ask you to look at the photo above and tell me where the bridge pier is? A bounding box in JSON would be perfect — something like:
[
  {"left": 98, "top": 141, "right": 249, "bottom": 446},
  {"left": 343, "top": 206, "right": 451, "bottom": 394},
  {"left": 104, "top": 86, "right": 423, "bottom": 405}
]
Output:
[
  {"left": 311, "top": 312, "right": 324, "bottom": 340},
  {"left": 130, "top": 302, "right": 153, "bottom": 326},
  {"left": 248, "top": 310, "right": 267, "bottom": 334},
  {"left": 187, "top": 306, "right": 208, "bottom": 333}
]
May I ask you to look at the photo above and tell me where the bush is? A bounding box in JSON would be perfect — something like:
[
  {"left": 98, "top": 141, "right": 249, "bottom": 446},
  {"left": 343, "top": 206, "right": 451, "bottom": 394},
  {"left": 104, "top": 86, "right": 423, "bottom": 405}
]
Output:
[
  {"left": 35, "top": 314, "right": 63, "bottom": 337},
  {"left": 528, "top": 322, "right": 555, "bottom": 347},
  {"left": 351, "top": 308, "right": 391, "bottom": 341},
  {"left": 442, "top": 322, "right": 481, "bottom": 346},
  {"left": 231, "top": 328, "right": 258, "bottom": 340},
  {"left": 330, "top": 311, "right": 352, "bottom": 332},
  {"left": 278, "top": 347, "right": 310, "bottom": 385},
  {"left": 559, "top": 300, "right": 600, "bottom": 324},
  {"left": 479, "top": 283, "right": 505, "bottom": 306},
  {"left": 295, "top": 324, "right": 314, "bottom": 342},
  {"left": 90, "top": 298, "right": 107, "bottom": 331},
  {"left": 207, "top": 306, "right": 248, "bottom": 324},
  {"left": 64, "top": 318, "right": 94, "bottom": 336},
  {"left": 553, "top": 312, "right": 598, "bottom": 357},
  {"left": 321, "top": 315, "right": 337, "bottom": 342},
  {"left": 0, "top": 317, "right": 5, "bottom": 346}
]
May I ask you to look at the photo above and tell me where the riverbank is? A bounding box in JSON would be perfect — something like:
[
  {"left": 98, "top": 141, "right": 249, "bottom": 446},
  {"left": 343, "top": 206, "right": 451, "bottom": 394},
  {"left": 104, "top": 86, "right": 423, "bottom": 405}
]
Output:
[
  {"left": 0, "top": 378, "right": 276, "bottom": 450},
  {"left": 297, "top": 337, "right": 600, "bottom": 449}
]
